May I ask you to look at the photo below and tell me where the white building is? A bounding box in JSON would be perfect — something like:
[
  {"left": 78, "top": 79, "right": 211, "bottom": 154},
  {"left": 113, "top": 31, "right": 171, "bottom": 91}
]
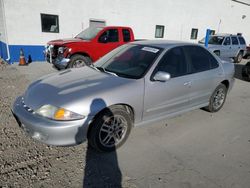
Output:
[{"left": 0, "top": 0, "right": 250, "bottom": 63}]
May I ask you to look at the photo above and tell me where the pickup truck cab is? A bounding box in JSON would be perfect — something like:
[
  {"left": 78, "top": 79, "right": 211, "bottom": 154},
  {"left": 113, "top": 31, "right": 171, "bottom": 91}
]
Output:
[{"left": 45, "top": 26, "right": 134, "bottom": 69}]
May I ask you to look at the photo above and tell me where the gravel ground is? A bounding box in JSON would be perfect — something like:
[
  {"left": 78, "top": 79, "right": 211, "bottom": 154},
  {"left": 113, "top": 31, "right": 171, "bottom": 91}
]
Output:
[{"left": 0, "top": 63, "right": 136, "bottom": 188}]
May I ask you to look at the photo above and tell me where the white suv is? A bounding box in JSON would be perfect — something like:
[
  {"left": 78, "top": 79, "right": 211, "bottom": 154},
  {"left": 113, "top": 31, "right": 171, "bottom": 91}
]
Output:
[{"left": 199, "top": 34, "right": 247, "bottom": 63}]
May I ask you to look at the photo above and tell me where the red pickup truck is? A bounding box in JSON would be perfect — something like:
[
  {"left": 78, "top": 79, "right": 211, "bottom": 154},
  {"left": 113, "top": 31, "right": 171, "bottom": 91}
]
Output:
[{"left": 45, "top": 26, "right": 135, "bottom": 69}]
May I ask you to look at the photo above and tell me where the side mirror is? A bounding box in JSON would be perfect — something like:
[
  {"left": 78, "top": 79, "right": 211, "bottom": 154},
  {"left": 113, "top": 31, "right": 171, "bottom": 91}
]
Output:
[{"left": 153, "top": 71, "right": 171, "bottom": 82}]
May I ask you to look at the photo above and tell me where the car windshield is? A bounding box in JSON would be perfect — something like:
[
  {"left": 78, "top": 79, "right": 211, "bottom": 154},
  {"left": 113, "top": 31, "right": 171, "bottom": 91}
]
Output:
[
  {"left": 75, "top": 27, "right": 103, "bottom": 40},
  {"left": 208, "top": 36, "right": 225, "bottom": 45},
  {"left": 199, "top": 36, "right": 225, "bottom": 45},
  {"left": 93, "top": 44, "right": 163, "bottom": 79}
]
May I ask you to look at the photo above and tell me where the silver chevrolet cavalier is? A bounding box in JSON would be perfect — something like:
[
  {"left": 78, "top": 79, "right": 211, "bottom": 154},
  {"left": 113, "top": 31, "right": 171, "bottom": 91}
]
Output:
[{"left": 12, "top": 40, "right": 235, "bottom": 152}]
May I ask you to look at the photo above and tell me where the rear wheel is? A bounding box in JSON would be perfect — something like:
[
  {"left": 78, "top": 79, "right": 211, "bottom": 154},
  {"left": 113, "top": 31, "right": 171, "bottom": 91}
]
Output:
[
  {"left": 234, "top": 51, "right": 243, "bottom": 63},
  {"left": 242, "top": 62, "right": 250, "bottom": 81},
  {"left": 88, "top": 106, "right": 132, "bottom": 152},
  {"left": 205, "top": 83, "right": 227, "bottom": 112},
  {"left": 68, "top": 55, "right": 91, "bottom": 68}
]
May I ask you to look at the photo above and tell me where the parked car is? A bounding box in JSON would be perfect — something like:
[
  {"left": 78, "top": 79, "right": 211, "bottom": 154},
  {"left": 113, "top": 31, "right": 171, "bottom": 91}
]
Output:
[
  {"left": 242, "top": 61, "right": 250, "bottom": 81},
  {"left": 13, "top": 41, "right": 235, "bottom": 152},
  {"left": 44, "top": 26, "right": 135, "bottom": 69},
  {"left": 199, "top": 34, "right": 247, "bottom": 63}
]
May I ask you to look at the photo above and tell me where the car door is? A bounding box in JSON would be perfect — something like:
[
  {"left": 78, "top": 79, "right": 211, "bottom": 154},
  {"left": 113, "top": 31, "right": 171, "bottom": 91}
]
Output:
[
  {"left": 221, "top": 37, "right": 232, "bottom": 58},
  {"left": 143, "top": 47, "right": 192, "bottom": 121},
  {"left": 183, "top": 46, "right": 223, "bottom": 107},
  {"left": 238, "top": 36, "right": 247, "bottom": 52},
  {"left": 95, "top": 28, "right": 122, "bottom": 59},
  {"left": 231, "top": 36, "right": 240, "bottom": 57}
]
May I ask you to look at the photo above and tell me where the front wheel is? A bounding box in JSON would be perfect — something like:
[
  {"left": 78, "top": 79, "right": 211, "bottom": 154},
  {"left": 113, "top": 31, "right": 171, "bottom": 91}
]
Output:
[
  {"left": 88, "top": 106, "right": 132, "bottom": 152},
  {"left": 68, "top": 55, "right": 92, "bottom": 68},
  {"left": 214, "top": 50, "right": 220, "bottom": 57},
  {"left": 204, "top": 83, "right": 227, "bottom": 112}
]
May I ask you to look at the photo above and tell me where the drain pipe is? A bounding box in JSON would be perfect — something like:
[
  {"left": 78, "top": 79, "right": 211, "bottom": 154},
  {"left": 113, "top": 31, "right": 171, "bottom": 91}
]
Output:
[{"left": 2, "top": 0, "right": 10, "bottom": 62}]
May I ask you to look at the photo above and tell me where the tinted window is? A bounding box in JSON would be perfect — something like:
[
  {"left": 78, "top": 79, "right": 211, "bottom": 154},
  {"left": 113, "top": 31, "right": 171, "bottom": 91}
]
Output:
[
  {"left": 238, "top": 37, "right": 246, "bottom": 45},
  {"left": 223, "top": 37, "right": 231, "bottom": 45},
  {"left": 184, "top": 46, "right": 219, "bottom": 73},
  {"left": 231, "top": 37, "right": 239, "bottom": 45},
  {"left": 122, "top": 29, "right": 131, "bottom": 42},
  {"left": 156, "top": 47, "right": 188, "bottom": 78},
  {"left": 99, "top": 29, "right": 119, "bottom": 42}
]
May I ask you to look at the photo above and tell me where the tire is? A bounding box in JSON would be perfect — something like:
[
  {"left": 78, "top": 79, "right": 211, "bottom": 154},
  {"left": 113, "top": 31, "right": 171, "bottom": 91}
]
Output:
[
  {"left": 242, "top": 62, "right": 250, "bottom": 81},
  {"left": 234, "top": 51, "right": 243, "bottom": 63},
  {"left": 214, "top": 50, "right": 220, "bottom": 56},
  {"left": 68, "top": 55, "right": 92, "bottom": 68},
  {"left": 205, "top": 83, "right": 227, "bottom": 113},
  {"left": 88, "top": 106, "right": 132, "bottom": 152}
]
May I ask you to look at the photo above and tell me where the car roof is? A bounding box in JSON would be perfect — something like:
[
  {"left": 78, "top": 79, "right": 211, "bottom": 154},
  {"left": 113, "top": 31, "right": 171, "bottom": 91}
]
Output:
[
  {"left": 131, "top": 40, "right": 199, "bottom": 49},
  {"left": 211, "top": 34, "right": 243, "bottom": 37}
]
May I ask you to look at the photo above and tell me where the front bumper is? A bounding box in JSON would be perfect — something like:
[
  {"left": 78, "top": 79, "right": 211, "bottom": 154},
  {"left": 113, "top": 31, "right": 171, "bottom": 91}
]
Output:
[
  {"left": 53, "top": 57, "right": 70, "bottom": 70},
  {"left": 12, "top": 96, "right": 92, "bottom": 146}
]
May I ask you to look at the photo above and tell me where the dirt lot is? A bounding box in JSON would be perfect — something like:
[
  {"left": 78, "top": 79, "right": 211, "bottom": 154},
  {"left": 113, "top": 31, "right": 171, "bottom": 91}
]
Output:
[{"left": 0, "top": 61, "right": 250, "bottom": 188}]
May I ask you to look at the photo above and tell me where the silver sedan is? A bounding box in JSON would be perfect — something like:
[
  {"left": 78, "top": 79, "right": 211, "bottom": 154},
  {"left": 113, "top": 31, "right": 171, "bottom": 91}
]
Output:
[{"left": 12, "top": 40, "right": 235, "bottom": 152}]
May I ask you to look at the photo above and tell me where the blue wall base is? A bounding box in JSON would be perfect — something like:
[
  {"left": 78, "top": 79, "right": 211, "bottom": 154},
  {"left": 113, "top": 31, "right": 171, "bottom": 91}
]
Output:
[
  {"left": 0, "top": 41, "right": 45, "bottom": 64},
  {"left": 9, "top": 45, "right": 45, "bottom": 63},
  {"left": 0, "top": 41, "right": 8, "bottom": 61}
]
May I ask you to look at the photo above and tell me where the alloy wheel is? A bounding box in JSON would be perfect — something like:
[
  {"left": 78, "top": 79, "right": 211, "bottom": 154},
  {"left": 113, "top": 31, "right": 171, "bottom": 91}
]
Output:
[
  {"left": 99, "top": 115, "right": 128, "bottom": 148},
  {"left": 212, "top": 88, "right": 225, "bottom": 110}
]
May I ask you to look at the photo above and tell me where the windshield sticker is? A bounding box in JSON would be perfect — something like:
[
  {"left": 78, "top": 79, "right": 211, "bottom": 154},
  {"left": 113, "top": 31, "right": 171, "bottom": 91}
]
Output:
[{"left": 142, "top": 47, "right": 159, "bottom": 53}]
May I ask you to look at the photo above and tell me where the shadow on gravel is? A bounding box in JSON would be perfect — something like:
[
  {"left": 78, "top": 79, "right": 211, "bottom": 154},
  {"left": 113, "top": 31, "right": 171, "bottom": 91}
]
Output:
[
  {"left": 83, "top": 145, "right": 122, "bottom": 187},
  {"left": 75, "top": 98, "right": 122, "bottom": 187}
]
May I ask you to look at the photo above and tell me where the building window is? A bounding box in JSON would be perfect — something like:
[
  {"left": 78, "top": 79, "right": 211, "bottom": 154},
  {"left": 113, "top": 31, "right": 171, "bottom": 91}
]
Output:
[
  {"left": 155, "top": 25, "right": 164, "bottom": 38},
  {"left": 210, "top": 30, "right": 215, "bottom": 35},
  {"left": 190, "top": 28, "right": 198, "bottom": 39},
  {"left": 41, "top": 14, "right": 59, "bottom": 33}
]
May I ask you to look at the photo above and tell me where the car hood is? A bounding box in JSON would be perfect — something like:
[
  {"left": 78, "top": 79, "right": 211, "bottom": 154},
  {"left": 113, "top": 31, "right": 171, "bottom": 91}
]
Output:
[
  {"left": 207, "top": 44, "right": 220, "bottom": 49},
  {"left": 47, "top": 38, "right": 88, "bottom": 45},
  {"left": 23, "top": 67, "right": 139, "bottom": 116}
]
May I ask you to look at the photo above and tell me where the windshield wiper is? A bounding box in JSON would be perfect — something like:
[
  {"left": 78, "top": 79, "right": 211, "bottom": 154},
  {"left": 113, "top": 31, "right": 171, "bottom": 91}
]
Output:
[
  {"left": 89, "top": 64, "right": 100, "bottom": 72},
  {"left": 95, "top": 66, "right": 118, "bottom": 77},
  {"left": 74, "top": 36, "right": 85, "bottom": 40}
]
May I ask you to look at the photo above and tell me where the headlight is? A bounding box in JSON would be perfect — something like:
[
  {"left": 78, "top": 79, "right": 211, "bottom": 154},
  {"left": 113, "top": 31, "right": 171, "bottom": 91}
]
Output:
[
  {"left": 58, "top": 47, "right": 67, "bottom": 54},
  {"left": 35, "top": 104, "right": 84, "bottom": 121}
]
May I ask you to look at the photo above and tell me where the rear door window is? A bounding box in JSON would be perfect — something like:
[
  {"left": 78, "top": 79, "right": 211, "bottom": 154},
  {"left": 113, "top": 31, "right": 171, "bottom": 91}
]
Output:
[
  {"left": 184, "top": 46, "right": 219, "bottom": 73},
  {"left": 122, "top": 29, "right": 131, "bottom": 42},
  {"left": 231, "top": 37, "right": 239, "bottom": 45},
  {"left": 238, "top": 37, "right": 246, "bottom": 45}
]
